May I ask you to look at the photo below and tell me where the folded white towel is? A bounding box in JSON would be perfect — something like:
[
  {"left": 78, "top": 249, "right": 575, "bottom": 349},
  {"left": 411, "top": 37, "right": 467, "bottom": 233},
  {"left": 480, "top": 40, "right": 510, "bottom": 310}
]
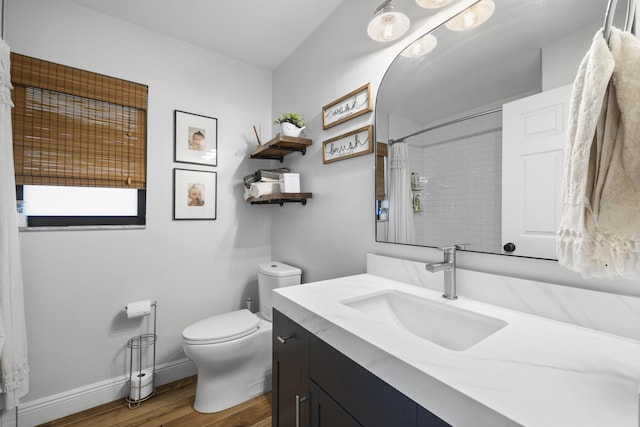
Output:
[{"left": 248, "top": 182, "right": 280, "bottom": 199}]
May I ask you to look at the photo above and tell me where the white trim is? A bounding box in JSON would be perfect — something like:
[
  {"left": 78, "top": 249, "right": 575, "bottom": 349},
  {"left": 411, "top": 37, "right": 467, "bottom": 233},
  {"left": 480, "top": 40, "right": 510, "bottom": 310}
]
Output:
[{"left": 14, "top": 358, "right": 195, "bottom": 427}]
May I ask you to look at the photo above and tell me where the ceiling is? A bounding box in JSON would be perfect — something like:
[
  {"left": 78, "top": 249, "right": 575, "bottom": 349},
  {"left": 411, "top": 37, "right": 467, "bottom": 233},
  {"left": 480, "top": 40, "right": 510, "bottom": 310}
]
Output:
[{"left": 68, "top": 0, "right": 345, "bottom": 70}]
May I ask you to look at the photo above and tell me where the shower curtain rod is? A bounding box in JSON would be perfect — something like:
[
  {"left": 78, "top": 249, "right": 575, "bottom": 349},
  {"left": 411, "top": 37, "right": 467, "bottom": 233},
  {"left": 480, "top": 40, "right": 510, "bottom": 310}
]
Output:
[{"left": 389, "top": 107, "right": 502, "bottom": 145}]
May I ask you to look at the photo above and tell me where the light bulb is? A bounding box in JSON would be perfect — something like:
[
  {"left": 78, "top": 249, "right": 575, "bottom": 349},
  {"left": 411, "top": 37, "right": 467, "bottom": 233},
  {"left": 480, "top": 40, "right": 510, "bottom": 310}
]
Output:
[
  {"left": 462, "top": 10, "right": 476, "bottom": 29},
  {"left": 445, "top": 0, "right": 495, "bottom": 31},
  {"left": 382, "top": 23, "right": 395, "bottom": 40},
  {"left": 400, "top": 34, "right": 438, "bottom": 58}
]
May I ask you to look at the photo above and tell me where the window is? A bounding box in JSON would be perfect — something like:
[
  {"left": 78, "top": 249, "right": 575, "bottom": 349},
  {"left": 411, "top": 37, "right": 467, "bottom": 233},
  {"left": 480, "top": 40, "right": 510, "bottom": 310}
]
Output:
[{"left": 10, "top": 53, "right": 148, "bottom": 227}]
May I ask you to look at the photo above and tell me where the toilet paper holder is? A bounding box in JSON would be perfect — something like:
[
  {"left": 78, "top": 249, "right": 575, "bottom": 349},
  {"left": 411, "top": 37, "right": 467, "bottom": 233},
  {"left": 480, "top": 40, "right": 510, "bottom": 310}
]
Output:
[{"left": 125, "top": 300, "right": 157, "bottom": 408}]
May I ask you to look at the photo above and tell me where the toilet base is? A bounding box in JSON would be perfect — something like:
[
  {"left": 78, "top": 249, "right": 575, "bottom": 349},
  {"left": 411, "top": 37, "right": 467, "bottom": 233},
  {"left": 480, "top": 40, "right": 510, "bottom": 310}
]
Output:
[
  {"left": 185, "top": 319, "right": 272, "bottom": 414},
  {"left": 193, "top": 368, "right": 272, "bottom": 413}
]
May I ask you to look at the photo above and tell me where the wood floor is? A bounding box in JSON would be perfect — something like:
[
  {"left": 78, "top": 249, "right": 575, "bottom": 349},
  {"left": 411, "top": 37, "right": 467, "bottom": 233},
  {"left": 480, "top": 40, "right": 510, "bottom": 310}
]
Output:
[{"left": 37, "top": 376, "right": 272, "bottom": 427}]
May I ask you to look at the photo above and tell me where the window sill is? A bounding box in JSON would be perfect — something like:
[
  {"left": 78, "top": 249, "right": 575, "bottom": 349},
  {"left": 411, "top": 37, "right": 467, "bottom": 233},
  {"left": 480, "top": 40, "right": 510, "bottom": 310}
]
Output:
[{"left": 19, "top": 225, "right": 146, "bottom": 232}]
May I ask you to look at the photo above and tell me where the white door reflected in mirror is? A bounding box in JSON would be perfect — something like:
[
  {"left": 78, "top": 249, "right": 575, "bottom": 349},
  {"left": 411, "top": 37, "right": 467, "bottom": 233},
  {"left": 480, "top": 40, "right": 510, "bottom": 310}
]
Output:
[{"left": 501, "top": 84, "right": 572, "bottom": 259}]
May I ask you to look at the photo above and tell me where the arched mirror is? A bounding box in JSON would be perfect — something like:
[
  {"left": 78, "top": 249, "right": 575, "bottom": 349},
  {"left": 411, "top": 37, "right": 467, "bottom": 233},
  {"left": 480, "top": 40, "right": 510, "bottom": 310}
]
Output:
[{"left": 375, "top": 0, "right": 625, "bottom": 259}]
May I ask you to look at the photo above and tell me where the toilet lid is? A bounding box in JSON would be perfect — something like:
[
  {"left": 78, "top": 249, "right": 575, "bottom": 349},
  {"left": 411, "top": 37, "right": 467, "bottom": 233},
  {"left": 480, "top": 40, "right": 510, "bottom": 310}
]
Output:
[
  {"left": 182, "top": 309, "right": 259, "bottom": 345},
  {"left": 258, "top": 261, "right": 302, "bottom": 277}
]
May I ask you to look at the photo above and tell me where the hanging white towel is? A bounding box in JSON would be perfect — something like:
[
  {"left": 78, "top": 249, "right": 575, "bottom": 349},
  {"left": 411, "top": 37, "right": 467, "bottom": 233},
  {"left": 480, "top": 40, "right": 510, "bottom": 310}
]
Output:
[{"left": 557, "top": 27, "right": 640, "bottom": 279}]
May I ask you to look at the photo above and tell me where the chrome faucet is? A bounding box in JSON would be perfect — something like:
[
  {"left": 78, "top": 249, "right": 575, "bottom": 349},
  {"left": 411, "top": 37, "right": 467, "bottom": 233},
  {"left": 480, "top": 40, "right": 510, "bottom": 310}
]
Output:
[{"left": 425, "top": 245, "right": 466, "bottom": 300}]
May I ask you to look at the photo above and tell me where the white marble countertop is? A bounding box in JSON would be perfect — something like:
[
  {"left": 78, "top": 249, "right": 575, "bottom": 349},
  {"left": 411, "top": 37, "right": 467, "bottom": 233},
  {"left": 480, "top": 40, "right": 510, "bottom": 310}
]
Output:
[{"left": 273, "top": 273, "right": 640, "bottom": 427}]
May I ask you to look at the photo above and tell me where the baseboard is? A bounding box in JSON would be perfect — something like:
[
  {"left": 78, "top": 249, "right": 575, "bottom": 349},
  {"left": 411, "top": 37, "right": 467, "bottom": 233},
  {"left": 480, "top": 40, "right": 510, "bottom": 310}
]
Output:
[{"left": 10, "top": 358, "right": 196, "bottom": 427}]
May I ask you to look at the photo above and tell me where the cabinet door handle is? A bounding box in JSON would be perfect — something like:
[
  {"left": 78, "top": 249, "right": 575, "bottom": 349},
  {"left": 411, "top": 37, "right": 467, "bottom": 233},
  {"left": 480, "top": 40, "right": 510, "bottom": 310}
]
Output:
[
  {"left": 295, "top": 394, "right": 310, "bottom": 427},
  {"left": 277, "top": 334, "right": 295, "bottom": 344}
]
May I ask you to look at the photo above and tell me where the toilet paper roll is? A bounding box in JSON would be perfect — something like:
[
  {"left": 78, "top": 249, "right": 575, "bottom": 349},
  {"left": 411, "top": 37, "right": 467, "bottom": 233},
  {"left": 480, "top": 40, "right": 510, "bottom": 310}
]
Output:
[
  {"left": 129, "top": 368, "right": 154, "bottom": 401},
  {"left": 126, "top": 300, "right": 151, "bottom": 319}
]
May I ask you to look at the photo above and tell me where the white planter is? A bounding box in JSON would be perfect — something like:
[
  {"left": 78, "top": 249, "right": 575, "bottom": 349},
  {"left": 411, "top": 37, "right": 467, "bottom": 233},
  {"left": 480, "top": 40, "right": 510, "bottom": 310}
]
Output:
[{"left": 280, "top": 122, "right": 305, "bottom": 137}]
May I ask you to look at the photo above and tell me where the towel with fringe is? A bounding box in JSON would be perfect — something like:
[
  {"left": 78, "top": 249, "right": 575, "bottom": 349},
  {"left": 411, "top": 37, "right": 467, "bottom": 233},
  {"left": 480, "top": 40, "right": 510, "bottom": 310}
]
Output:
[{"left": 557, "top": 27, "right": 640, "bottom": 279}]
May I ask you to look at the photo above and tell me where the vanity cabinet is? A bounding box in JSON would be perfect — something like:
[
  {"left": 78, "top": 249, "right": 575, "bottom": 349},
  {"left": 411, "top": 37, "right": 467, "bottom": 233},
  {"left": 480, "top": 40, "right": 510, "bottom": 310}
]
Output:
[{"left": 273, "top": 309, "right": 450, "bottom": 427}]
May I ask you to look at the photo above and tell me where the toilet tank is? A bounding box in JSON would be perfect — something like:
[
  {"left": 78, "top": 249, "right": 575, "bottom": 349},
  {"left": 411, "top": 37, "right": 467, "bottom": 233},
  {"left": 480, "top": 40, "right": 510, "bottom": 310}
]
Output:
[{"left": 258, "top": 261, "right": 301, "bottom": 321}]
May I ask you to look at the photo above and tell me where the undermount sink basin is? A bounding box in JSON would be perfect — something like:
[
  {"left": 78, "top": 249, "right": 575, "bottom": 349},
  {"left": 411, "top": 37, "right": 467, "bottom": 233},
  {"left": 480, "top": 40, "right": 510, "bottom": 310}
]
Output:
[{"left": 341, "top": 290, "right": 507, "bottom": 351}]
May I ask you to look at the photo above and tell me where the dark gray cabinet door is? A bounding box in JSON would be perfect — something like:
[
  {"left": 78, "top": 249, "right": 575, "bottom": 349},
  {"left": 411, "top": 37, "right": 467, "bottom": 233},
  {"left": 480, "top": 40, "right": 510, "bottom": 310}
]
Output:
[{"left": 273, "top": 310, "right": 310, "bottom": 427}]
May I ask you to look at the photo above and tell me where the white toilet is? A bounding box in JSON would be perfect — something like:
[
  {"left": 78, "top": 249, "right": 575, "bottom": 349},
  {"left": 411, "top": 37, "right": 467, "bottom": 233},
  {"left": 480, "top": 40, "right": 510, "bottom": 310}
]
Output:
[{"left": 182, "top": 261, "right": 301, "bottom": 413}]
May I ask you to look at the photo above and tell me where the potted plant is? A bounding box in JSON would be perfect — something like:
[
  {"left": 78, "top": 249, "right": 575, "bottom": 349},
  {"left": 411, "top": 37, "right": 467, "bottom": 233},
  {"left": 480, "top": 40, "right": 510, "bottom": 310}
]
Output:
[{"left": 274, "top": 112, "right": 306, "bottom": 137}]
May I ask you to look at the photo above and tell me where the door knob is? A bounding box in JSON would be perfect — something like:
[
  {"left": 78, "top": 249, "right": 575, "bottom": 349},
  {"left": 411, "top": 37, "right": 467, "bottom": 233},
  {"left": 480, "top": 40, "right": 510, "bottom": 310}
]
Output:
[{"left": 503, "top": 242, "right": 516, "bottom": 253}]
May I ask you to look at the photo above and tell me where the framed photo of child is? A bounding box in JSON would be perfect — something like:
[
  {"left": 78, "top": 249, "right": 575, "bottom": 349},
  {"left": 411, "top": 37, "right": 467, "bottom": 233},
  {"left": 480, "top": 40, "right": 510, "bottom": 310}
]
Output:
[
  {"left": 173, "top": 168, "right": 217, "bottom": 220},
  {"left": 174, "top": 110, "right": 218, "bottom": 166}
]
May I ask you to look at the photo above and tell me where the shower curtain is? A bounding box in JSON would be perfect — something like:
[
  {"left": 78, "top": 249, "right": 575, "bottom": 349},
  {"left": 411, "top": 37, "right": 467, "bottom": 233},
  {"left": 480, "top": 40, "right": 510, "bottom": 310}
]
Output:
[
  {"left": 387, "top": 142, "right": 415, "bottom": 244},
  {"left": 0, "top": 38, "right": 29, "bottom": 410}
]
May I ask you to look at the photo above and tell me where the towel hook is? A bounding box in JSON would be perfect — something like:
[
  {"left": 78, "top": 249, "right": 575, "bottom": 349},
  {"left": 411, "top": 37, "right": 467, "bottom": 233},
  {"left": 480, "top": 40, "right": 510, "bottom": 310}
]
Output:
[
  {"left": 624, "top": 0, "right": 637, "bottom": 34},
  {"left": 604, "top": 0, "right": 620, "bottom": 40},
  {"left": 604, "top": 0, "right": 637, "bottom": 40},
  {"left": 1, "top": 0, "right": 4, "bottom": 40}
]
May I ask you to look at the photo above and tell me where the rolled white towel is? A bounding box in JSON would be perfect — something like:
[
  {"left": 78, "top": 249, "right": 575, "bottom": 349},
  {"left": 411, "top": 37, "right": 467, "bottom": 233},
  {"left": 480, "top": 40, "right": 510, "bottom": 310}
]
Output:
[{"left": 249, "top": 182, "right": 280, "bottom": 198}]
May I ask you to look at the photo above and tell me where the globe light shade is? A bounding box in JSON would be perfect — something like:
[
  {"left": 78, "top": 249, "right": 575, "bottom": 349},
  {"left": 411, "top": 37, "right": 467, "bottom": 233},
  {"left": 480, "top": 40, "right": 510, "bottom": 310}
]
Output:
[{"left": 367, "top": 5, "right": 411, "bottom": 42}]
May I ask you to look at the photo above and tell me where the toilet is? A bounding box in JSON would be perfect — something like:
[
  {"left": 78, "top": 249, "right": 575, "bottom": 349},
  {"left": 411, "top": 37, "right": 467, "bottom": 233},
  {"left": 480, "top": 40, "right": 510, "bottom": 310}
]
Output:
[{"left": 182, "top": 261, "right": 301, "bottom": 413}]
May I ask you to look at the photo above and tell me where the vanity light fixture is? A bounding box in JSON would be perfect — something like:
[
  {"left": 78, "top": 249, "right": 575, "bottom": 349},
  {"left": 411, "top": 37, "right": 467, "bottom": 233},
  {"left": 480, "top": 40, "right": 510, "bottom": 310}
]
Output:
[
  {"left": 415, "top": 0, "right": 455, "bottom": 9},
  {"left": 445, "top": 0, "right": 495, "bottom": 31},
  {"left": 367, "top": 0, "right": 411, "bottom": 42},
  {"left": 400, "top": 34, "right": 438, "bottom": 58}
]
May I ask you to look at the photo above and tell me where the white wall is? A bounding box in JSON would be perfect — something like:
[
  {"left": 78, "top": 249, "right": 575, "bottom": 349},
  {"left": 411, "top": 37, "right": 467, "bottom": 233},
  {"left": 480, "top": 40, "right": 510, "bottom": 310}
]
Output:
[
  {"left": 272, "top": 0, "right": 640, "bottom": 297},
  {"left": 542, "top": 23, "right": 600, "bottom": 91},
  {"left": 415, "top": 111, "right": 502, "bottom": 252},
  {"left": 6, "top": 0, "right": 272, "bottom": 408}
]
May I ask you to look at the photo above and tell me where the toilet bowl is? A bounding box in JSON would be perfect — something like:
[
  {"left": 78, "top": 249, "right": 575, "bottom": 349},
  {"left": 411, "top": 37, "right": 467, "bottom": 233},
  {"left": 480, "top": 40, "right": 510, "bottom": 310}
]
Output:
[
  {"left": 182, "top": 261, "right": 301, "bottom": 413},
  {"left": 182, "top": 309, "right": 272, "bottom": 413}
]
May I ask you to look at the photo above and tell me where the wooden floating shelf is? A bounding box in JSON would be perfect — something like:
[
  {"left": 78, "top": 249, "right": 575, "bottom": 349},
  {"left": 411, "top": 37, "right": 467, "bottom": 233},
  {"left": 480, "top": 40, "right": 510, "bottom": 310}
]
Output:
[
  {"left": 248, "top": 192, "right": 313, "bottom": 206},
  {"left": 250, "top": 135, "right": 312, "bottom": 162}
]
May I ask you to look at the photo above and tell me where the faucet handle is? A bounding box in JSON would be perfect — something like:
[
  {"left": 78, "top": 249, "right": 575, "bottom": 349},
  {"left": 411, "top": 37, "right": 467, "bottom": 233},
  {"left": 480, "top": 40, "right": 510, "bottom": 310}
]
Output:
[{"left": 439, "top": 243, "right": 469, "bottom": 252}]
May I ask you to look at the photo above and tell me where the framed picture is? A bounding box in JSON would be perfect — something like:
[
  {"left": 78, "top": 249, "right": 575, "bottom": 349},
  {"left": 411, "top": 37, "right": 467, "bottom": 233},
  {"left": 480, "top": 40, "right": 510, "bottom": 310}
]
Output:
[
  {"left": 322, "top": 83, "right": 373, "bottom": 130},
  {"left": 323, "top": 125, "right": 374, "bottom": 164},
  {"left": 173, "top": 168, "right": 217, "bottom": 220},
  {"left": 174, "top": 110, "right": 218, "bottom": 166}
]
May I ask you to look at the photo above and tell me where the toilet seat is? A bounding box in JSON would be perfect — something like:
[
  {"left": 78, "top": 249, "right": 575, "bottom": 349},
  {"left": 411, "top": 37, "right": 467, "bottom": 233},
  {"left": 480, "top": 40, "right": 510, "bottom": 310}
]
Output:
[{"left": 183, "top": 309, "right": 259, "bottom": 345}]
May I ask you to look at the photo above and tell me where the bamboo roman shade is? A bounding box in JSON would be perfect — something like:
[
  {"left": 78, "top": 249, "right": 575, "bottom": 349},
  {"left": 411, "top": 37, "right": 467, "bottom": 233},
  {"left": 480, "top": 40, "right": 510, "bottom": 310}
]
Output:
[{"left": 10, "top": 53, "right": 148, "bottom": 189}]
